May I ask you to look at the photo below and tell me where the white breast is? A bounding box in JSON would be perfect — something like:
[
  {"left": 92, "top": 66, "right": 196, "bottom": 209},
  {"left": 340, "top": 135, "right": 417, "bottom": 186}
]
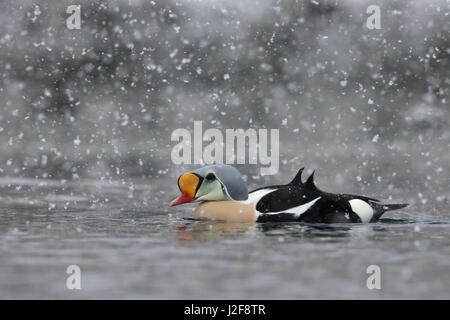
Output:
[{"left": 349, "top": 199, "right": 374, "bottom": 223}]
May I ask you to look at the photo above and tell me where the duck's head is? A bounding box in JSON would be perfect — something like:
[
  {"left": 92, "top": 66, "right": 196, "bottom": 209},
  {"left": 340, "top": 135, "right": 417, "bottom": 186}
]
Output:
[{"left": 170, "top": 164, "right": 248, "bottom": 206}]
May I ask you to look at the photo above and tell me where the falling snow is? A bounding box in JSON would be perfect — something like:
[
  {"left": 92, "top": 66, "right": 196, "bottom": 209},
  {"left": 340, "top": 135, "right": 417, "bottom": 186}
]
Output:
[{"left": 0, "top": 0, "right": 449, "bottom": 300}]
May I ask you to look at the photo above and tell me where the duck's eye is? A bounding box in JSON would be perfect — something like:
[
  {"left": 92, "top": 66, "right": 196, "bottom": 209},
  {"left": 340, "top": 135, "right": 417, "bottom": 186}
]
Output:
[{"left": 205, "top": 173, "right": 215, "bottom": 181}]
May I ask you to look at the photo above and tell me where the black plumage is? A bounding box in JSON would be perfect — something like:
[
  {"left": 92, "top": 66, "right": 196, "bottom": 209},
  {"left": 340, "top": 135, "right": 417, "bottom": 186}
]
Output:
[{"left": 253, "top": 168, "right": 407, "bottom": 223}]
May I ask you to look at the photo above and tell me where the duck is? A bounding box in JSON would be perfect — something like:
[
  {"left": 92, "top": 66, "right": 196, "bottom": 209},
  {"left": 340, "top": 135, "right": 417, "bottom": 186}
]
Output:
[{"left": 170, "top": 164, "right": 408, "bottom": 223}]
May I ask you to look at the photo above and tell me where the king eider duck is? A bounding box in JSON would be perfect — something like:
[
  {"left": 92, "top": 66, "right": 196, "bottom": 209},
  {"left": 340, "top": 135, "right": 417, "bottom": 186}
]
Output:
[{"left": 170, "top": 164, "right": 408, "bottom": 223}]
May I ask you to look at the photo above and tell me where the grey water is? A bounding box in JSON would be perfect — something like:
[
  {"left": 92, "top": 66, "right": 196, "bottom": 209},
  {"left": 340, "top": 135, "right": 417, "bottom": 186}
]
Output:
[{"left": 1, "top": 178, "right": 449, "bottom": 299}]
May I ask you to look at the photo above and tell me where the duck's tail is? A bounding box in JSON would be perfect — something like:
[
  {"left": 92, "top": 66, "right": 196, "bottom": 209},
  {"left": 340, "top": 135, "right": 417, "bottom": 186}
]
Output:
[
  {"left": 381, "top": 203, "right": 409, "bottom": 211},
  {"left": 370, "top": 202, "right": 408, "bottom": 221}
]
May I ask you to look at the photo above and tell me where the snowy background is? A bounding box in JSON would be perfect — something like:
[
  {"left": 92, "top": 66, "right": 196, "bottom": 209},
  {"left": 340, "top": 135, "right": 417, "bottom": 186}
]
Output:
[
  {"left": 0, "top": 0, "right": 449, "bottom": 209},
  {"left": 0, "top": 0, "right": 450, "bottom": 300}
]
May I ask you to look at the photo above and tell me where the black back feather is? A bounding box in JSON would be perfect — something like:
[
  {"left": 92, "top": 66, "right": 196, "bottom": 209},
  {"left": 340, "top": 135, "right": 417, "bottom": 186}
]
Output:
[
  {"left": 288, "top": 167, "right": 304, "bottom": 186},
  {"left": 304, "top": 170, "right": 319, "bottom": 191}
]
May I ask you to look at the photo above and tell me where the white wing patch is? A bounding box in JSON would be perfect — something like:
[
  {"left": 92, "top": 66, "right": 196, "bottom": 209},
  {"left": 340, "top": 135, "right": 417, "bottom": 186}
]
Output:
[
  {"left": 245, "top": 188, "right": 277, "bottom": 205},
  {"left": 262, "top": 196, "right": 322, "bottom": 217},
  {"left": 349, "top": 199, "right": 374, "bottom": 222}
]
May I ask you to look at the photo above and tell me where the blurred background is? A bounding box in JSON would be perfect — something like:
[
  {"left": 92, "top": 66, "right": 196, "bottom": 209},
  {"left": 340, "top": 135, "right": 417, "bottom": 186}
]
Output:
[
  {"left": 0, "top": 0, "right": 449, "bottom": 300},
  {"left": 0, "top": 0, "right": 449, "bottom": 209}
]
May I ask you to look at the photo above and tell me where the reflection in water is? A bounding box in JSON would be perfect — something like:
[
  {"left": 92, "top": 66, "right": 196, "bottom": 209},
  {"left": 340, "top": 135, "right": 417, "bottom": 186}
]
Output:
[
  {"left": 347, "top": 224, "right": 377, "bottom": 240},
  {"left": 175, "top": 217, "right": 448, "bottom": 244},
  {"left": 175, "top": 220, "right": 258, "bottom": 242},
  {"left": 259, "top": 222, "right": 354, "bottom": 242},
  {"left": 175, "top": 219, "right": 394, "bottom": 243}
]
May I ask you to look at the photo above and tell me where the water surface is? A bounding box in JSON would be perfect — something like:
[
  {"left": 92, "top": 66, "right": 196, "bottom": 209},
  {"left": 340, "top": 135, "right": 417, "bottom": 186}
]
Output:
[{"left": 0, "top": 178, "right": 449, "bottom": 299}]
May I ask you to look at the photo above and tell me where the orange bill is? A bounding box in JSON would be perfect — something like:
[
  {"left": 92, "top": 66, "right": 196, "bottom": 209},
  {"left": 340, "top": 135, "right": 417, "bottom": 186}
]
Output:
[{"left": 170, "top": 173, "right": 200, "bottom": 206}]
